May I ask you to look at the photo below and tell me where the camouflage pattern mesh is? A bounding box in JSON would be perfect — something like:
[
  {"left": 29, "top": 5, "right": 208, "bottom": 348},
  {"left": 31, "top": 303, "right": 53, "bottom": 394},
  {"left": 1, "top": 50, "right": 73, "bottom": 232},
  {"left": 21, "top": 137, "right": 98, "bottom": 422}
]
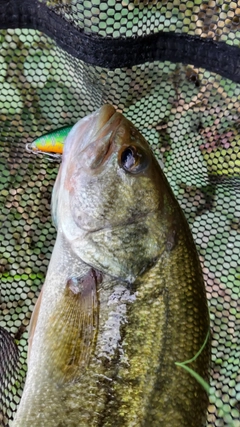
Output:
[{"left": 0, "top": 1, "right": 239, "bottom": 426}]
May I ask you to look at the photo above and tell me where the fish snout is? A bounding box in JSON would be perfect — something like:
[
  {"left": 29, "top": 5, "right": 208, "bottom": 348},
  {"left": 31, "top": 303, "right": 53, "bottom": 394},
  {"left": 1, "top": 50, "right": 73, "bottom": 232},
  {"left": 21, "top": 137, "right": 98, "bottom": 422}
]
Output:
[{"left": 82, "top": 110, "right": 123, "bottom": 170}]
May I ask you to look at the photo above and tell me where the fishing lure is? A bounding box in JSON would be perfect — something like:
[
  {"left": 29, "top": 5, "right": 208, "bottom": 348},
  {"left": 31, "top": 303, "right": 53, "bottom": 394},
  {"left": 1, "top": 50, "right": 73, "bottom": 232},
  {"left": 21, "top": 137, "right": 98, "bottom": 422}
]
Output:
[{"left": 26, "top": 126, "right": 72, "bottom": 159}]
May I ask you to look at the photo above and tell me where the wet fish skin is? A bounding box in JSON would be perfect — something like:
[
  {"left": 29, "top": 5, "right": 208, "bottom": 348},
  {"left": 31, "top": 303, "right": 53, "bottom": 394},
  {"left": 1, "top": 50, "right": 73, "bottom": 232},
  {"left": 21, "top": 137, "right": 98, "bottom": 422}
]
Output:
[{"left": 12, "top": 104, "right": 210, "bottom": 427}]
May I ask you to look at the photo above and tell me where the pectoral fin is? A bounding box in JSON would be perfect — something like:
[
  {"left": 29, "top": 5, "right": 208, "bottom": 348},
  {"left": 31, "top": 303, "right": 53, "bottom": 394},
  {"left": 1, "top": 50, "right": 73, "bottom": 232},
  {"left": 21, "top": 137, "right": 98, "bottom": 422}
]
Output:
[
  {"left": 51, "top": 164, "right": 62, "bottom": 228},
  {"left": 28, "top": 286, "right": 44, "bottom": 360},
  {"left": 46, "top": 268, "right": 102, "bottom": 383}
]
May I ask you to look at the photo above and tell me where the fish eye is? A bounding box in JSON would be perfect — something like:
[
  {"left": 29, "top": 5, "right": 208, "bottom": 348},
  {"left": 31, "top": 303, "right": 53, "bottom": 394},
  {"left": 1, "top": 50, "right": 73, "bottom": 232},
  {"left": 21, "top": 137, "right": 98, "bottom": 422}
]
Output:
[{"left": 119, "top": 146, "right": 148, "bottom": 174}]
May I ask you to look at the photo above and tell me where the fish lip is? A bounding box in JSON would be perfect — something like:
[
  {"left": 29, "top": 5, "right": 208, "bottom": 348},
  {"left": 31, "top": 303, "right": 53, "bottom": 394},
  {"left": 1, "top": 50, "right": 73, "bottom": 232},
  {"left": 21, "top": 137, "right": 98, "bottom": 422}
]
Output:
[
  {"left": 89, "top": 115, "right": 123, "bottom": 169},
  {"left": 89, "top": 104, "right": 119, "bottom": 147},
  {"left": 94, "top": 104, "right": 116, "bottom": 132},
  {"left": 63, "top": 104, "right": 117, "bottom": 163},
  {"left": 78, "top": 109, "right": 123, "bottom": 170}
]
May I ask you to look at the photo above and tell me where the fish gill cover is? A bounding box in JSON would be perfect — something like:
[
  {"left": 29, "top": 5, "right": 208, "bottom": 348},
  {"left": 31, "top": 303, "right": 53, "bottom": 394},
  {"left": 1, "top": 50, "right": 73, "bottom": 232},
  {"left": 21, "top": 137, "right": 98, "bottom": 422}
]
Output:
[{"left": 0, "top": 1, "right": 239, "bottom": 426}]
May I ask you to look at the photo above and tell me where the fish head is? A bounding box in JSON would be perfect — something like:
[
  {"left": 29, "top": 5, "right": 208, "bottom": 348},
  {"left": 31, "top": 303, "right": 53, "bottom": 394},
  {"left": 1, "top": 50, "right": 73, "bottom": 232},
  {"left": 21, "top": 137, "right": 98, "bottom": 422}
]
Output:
[{"left": 53, "top": 104, "right": 178, "bottom": 281}]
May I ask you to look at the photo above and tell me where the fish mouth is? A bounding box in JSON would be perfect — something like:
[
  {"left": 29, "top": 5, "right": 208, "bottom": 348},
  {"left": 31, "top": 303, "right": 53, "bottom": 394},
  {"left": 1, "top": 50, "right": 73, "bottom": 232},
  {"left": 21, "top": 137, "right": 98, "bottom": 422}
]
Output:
[
  {"left": 90, "top": 104, "right": 120, "bottom": 169},
  {"left": 77, "top": 104, "right": 124, "bottom": 170},
  {"left": 94, "top": 104, "right": 117, "bottom": 132}
]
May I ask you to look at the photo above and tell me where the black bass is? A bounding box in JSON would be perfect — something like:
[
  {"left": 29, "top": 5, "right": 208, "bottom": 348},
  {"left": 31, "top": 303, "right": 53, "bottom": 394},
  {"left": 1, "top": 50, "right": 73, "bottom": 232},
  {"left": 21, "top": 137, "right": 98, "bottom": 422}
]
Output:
[{"left": 12, "top": 104, "right": 210, "bottom": 427}]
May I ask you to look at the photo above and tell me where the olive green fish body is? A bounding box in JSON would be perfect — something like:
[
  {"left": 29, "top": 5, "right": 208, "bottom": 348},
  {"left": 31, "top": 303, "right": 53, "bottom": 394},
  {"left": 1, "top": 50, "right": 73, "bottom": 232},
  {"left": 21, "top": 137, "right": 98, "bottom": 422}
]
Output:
[
  {"left": 13, "top": 237, "right": 209, "bottom": 427},
  {"left": 13, "top": 105, "right": 210, "bottom": 426}
]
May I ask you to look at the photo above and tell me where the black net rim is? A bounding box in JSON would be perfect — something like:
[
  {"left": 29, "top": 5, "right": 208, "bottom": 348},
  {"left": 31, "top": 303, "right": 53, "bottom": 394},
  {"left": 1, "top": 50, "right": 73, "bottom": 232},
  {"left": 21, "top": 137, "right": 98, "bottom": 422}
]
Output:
[{"left": 0, "top": 0, "right": 239, "bottom": 82}]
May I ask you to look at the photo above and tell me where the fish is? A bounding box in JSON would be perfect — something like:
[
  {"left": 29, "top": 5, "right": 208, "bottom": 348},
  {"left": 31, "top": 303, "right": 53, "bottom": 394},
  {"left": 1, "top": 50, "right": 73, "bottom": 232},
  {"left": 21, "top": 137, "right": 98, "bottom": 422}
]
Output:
[
  {"left": 12, "top": 104, "right": 210, "bottom": 427},
  {"left": 26, "top": 126, "right": 72, "bottom": 157}
]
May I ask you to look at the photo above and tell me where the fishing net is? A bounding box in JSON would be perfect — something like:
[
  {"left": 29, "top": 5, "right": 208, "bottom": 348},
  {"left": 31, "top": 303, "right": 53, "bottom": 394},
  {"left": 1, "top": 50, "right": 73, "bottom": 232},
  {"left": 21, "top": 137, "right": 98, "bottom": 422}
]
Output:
[{"left": 0, "top": 1, "right": 239, "bottom": 426}]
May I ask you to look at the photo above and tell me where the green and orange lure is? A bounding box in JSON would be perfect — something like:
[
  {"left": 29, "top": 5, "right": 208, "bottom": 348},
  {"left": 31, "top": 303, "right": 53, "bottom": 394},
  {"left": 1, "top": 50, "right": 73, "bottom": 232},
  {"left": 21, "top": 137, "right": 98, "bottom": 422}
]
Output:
[{"left": 26, "top": 126, "right": 72, "bottom": 159}]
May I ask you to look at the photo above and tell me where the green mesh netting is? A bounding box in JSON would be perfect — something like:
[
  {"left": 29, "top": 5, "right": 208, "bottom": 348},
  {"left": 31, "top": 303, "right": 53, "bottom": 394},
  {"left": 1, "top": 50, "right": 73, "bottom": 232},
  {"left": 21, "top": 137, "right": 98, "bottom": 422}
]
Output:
[{"left": 0, "top": 1, "right": 239, "bottom": 426}]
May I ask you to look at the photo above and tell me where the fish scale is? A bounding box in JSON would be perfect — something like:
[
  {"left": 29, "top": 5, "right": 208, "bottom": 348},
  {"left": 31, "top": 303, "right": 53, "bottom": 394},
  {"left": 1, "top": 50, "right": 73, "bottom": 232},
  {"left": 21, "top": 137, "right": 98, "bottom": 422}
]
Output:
[{"left": 12, "top": 104, "right": 210, "bottom": 427}]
